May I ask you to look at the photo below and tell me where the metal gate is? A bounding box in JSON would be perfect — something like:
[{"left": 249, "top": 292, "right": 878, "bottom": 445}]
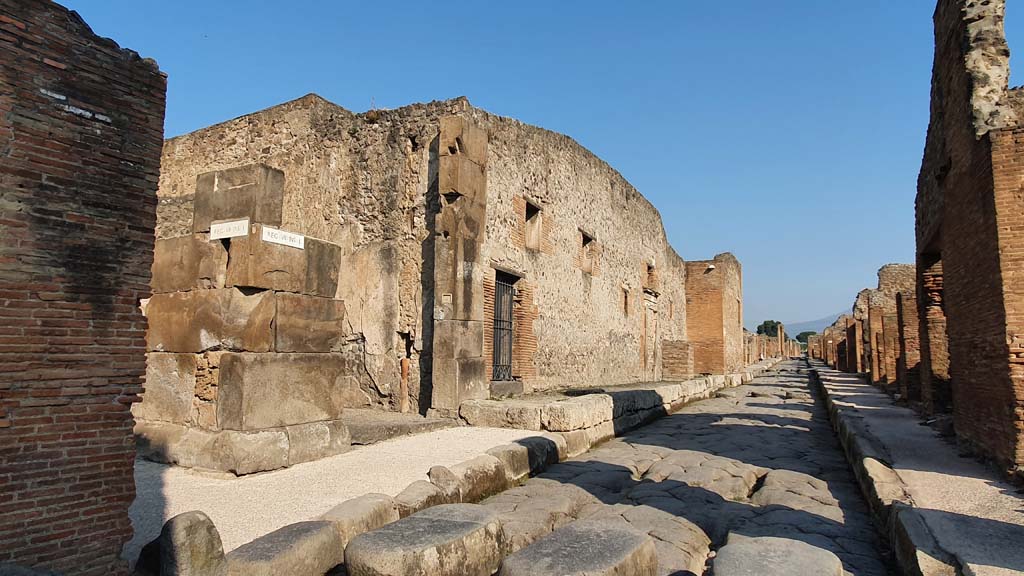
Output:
[{"left": 492, "top": 274, "right": 516, "bottom": 381}]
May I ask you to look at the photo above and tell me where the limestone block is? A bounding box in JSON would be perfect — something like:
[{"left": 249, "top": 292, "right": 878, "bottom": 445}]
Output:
[
  {"left": 584, "top": 420, "right": 616, "bottom": 448},
  {"left": 225, "top": 521, "right": 343, "bottom": 576},
  {"left": 152, "top": 235, "right": 228, "bottom": 293},
  {"left": 497, "top": 521, "right": 657, "bottom": 576},
  {"left": 146, "top": 288, "right": 275, "bottom": 353},
  {"left": 541, "top": 394, "right": 613, "bottom": 432},
  {"left": 432, "top": 354, "right": 489, "bottom": 411},
  {"left": 217, "top": 352, "right": 363, "bottom": 430},
  {"left": 712, "top": 535, "right": 843, "bottom": 576},
  {"left": 159, "top": 511, "right": 228, "bottom": 576},
  {"left": 514, "top": 435, "right": 567, "bottom": 474},
  {"left": 206, "top": 429, "right": 289, "bottom": 475},
  {"left": 559, "top": 430, "right": 590, "bottom": 458},
  {"left": 428, "top": 455, "right": 510, "bottom": 503},
  {"left": 459, "top": 400, "right": 543, "bottom": 430},
  {"left": 394, "top": 480, "right": 453, "bottom": 519},
  {"left": 274, "top": 293, "right": 347, "bottom": 353},
  {"left": 226, "top": 224, "right": 340, "bottom": 297},
  {"left": 433, "top": 319, "right": 484, "bottom": 359},
  {"left": 439, "top": 116, "right": 488, "bottom": 166},
  {"left": 135, "top": 353, "right": 197, "bottom": 424},
  {"left": 485, "top": 443, "right": 532, "bottom": 483},
  {"left": 320, "top": 493, "right": 399, "bottom": 549},
  {"left": 345, "top": 504, "right": 500, "bottom": 576},
  {"left": 608, "top": 389, "right": 662, "bottom": 419},
  {"left": 286, "top": 420, "right": 350, "bottom": 466},
  {"left": 193, "top": 164, "right": 284, "bottom": 233}
]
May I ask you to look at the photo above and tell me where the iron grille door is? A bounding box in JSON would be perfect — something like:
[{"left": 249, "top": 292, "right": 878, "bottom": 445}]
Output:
[{"left": 492, "top": 274, "right": 516, "bottom": 381}]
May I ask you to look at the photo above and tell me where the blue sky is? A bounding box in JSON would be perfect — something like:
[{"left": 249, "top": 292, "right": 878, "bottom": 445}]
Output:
[{"left": 64, "top": 1, "right": 1021, "bottom": 328}]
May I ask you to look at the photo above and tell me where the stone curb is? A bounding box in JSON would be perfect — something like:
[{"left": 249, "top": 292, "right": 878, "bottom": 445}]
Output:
[
  {"left": 459, "top": 359, "right": 785, "bottom": 459},
  {"left": 142, "top": 360, "right": 787, "bottom": 575},
  {"left": 809, "top": 363, "right": 960, "bottom": 576}
]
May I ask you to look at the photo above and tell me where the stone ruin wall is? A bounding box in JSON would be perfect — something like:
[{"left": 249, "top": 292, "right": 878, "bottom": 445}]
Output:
[
  {"left": 466, "top": 108, "right": 690, "bottom": 391},
  {"left": 918, "top": 0, "right": 1024, "bottom": 473},
  {"left": 0, "top": 0, "right": 166, "bottom": 572},
  {"left": 155, "top": 95, "right": 463, "bottom": 415},
  {"left": 153, "top": 95, "right": 705, "bottom": 413}
]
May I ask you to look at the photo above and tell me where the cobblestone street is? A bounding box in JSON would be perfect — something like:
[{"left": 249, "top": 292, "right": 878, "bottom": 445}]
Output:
[{"left": 482, "top": 360, "right": 891, "bottom": 575}]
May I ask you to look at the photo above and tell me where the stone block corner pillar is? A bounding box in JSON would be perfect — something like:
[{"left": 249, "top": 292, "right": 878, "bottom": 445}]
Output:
[{"left": 430, "top": 116, "right": 489, "bottom": 415}]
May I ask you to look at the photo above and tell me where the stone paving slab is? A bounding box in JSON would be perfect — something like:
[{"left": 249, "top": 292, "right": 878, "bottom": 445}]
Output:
[
  {"left": 813, "top": 363, "right": 1024, "bottom": 576},
  {"left": 479, "top": 360, "right": 892, "bottom": 576}
]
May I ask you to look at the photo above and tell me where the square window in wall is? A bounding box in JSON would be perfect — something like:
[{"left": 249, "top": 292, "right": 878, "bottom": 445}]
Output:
[
  {"left": 525, "top": 200, "right": 542, "bottom": 251},
  {"left": 580, "top": 230, "right": 595, "bottom": 274}
]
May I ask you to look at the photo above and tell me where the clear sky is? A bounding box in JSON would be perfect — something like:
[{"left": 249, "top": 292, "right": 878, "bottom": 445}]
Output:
[{"left": 63, "top": 1, "right": 1022, "bottom": 328}]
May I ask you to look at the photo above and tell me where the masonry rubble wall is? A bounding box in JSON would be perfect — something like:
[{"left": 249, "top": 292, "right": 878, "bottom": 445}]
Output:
[
  {"left": 0, "top": 1, "right": 167, "bottom": 572},
  {"left": 151, "top": 95, "right": 740, "bottom": 431}
]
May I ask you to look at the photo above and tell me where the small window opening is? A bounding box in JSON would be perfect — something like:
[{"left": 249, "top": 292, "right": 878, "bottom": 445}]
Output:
[
  {"left": 525, "top": 200, "right": 542, "bottom": 251},
  {"left": 580, "top": 230, "right": 595, "bottom": 274}
]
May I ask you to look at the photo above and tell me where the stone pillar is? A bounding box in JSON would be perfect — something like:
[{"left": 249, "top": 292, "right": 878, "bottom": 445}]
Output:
[
  {"left": 430, "top": 116, "right": 489, "bottom": 415},
  {"left": 918, "top": 256, "right": 951, "bottom": 414},
  {"left": 0, "top": 2, "right": 166, "bottom": 573}
]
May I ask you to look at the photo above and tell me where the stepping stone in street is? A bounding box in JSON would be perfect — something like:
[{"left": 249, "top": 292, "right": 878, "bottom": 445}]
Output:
[
  {"left": 712, "top": 535, "right": 843, "bottom": 576},
  {"left": 497, "top": 521, "right": 657, "bottom": 576},
  {"left": 344, "top": 504, "right": 500, "bottom": 576}
]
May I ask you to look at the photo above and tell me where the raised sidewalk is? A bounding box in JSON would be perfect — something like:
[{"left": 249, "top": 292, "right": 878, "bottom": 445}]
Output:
[{"left": 811, "top": 362, "right": 1024, "bottom": 576}]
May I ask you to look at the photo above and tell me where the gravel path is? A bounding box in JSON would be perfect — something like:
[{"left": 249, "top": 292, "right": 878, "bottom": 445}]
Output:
[
  {"left": 124, "top": 425, "right": 535, "bottom": 563},
  {"left": 480, "top": 360, "right": 892, "bottom": 575}
]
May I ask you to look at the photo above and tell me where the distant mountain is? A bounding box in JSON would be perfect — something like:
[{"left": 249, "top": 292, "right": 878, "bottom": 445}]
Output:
[{"left": 784, "top": 311, "right": 846, "bottom": 336}]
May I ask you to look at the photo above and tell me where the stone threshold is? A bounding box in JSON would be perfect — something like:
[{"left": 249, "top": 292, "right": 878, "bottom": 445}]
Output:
[{"left": 137, "top": 358, "right": 788, "bottom": 575}]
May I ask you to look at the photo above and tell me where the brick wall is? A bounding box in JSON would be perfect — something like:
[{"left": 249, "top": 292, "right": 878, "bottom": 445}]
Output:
[
  {"left": 684, "top": 254, "right": 742, "bottom": 374},
  {"left": 0, "top": 1, "right": 166, "bottom": 573},
  {"left": 897, "top": 293, "right": 921, "bottom": 401},
  {"left": 916, "top": 0, "right": 1024, "bottom": 475}
]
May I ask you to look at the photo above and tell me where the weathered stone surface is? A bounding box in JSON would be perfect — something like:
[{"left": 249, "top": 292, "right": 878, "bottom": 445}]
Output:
[
  {"left": 217, "top": 352, "right": 364, "bottom": 430},
  {"left": 559, "top": 430, "right": 591, "bottom": 458},
  {"left": 274, "top": 293, "right": 347, "bottom": 353},
  {"left": 459, "top": 399, "right": 543, "bottom": 430},
  {"left": 159, "top": 511, "right": 228, "bottom": 576},
  {"left": 135, "top": 421, "right": 292, "bottom": 475},
  {"left": 345, "top": 504, "right": 500, "bottom": 576},
  {"left": 514, "top": 435, "right": 566, "bottom": 474},
  {"left": 192, "top": 164, "right": 284, "bottom": 233},
  {"left": 429, "top": 455, "right": 510, "bottom": 503},
  {"left": 152, "top": 235, "right": 228, "bottom": 293},
  {"left": 541, "top": 395, "right": 613, "bottom": 431},
  {"left": 225, "top": 521, "right": 342, "bottom": 576},
  {"left": 286, "top": 420, "right": 350, "bottom": 465},
  {"left": 497, "top": 521, "right": 657, "bottom": 576},
  {"left": 394, "top": 480, "right": 453, "bottom": 518},
  {"left": 225, "top": 224, "right": 340, "bottom": 297},
  {"left": 146, "top": 289, "right": 276, "bottom": 353},
  {"left": 135, "top": 353, "right": 197, "bottom": 424},
  {"left": 712, "top": 535, "right": 843, "bottom": 576},
  {"left": 320, "top": 493, "right": 399, "bottom": 548},
  {"left": 486, "top": 443, "right": 532, "bottom": 483}
]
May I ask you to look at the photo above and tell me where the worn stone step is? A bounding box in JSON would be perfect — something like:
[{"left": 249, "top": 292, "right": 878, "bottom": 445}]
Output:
[
  {"left": 344, "top": 504, "right": 500, "bottom": 576},
  {"left": 342, "top": 409, "right": 453, "bottom": 445},
  {"left": 497, "top": 520, "right": 657, "bottom": 576},
  {"left": 226, "top": 521, "right": 342, "bottom": 576}
]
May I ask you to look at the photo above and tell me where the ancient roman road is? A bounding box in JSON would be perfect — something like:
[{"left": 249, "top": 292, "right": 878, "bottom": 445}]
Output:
[{"left": 480, "top": 360, "right": 893, "bottom": 575}]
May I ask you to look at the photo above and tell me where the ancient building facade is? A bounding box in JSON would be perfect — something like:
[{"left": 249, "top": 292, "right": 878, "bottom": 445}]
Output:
[
  {"left": 138, "top": 94, "right": 749, "bottom": 471},
  {"left": 916, "top": 0, "right": 1024, "bottom": 477},
  {"left": 0, "top": 1, "right": 167, "bottom": 573}
]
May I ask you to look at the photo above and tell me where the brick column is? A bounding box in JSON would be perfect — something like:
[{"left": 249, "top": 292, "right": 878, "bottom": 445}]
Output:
[
  {"left": 918, "top": 256, "right": 951, "bottom": 414},
  {"left": 0, "top": 2, "right": 166, "bottom": 573}
]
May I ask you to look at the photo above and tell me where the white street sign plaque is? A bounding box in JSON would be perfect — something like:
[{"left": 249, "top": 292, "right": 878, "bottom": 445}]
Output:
[
  {"left": 261, "top": 226, "right": 305, "bottom": 249},
  {"left": 209, "top": 218, "right": 249, "bottom": 240}
]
